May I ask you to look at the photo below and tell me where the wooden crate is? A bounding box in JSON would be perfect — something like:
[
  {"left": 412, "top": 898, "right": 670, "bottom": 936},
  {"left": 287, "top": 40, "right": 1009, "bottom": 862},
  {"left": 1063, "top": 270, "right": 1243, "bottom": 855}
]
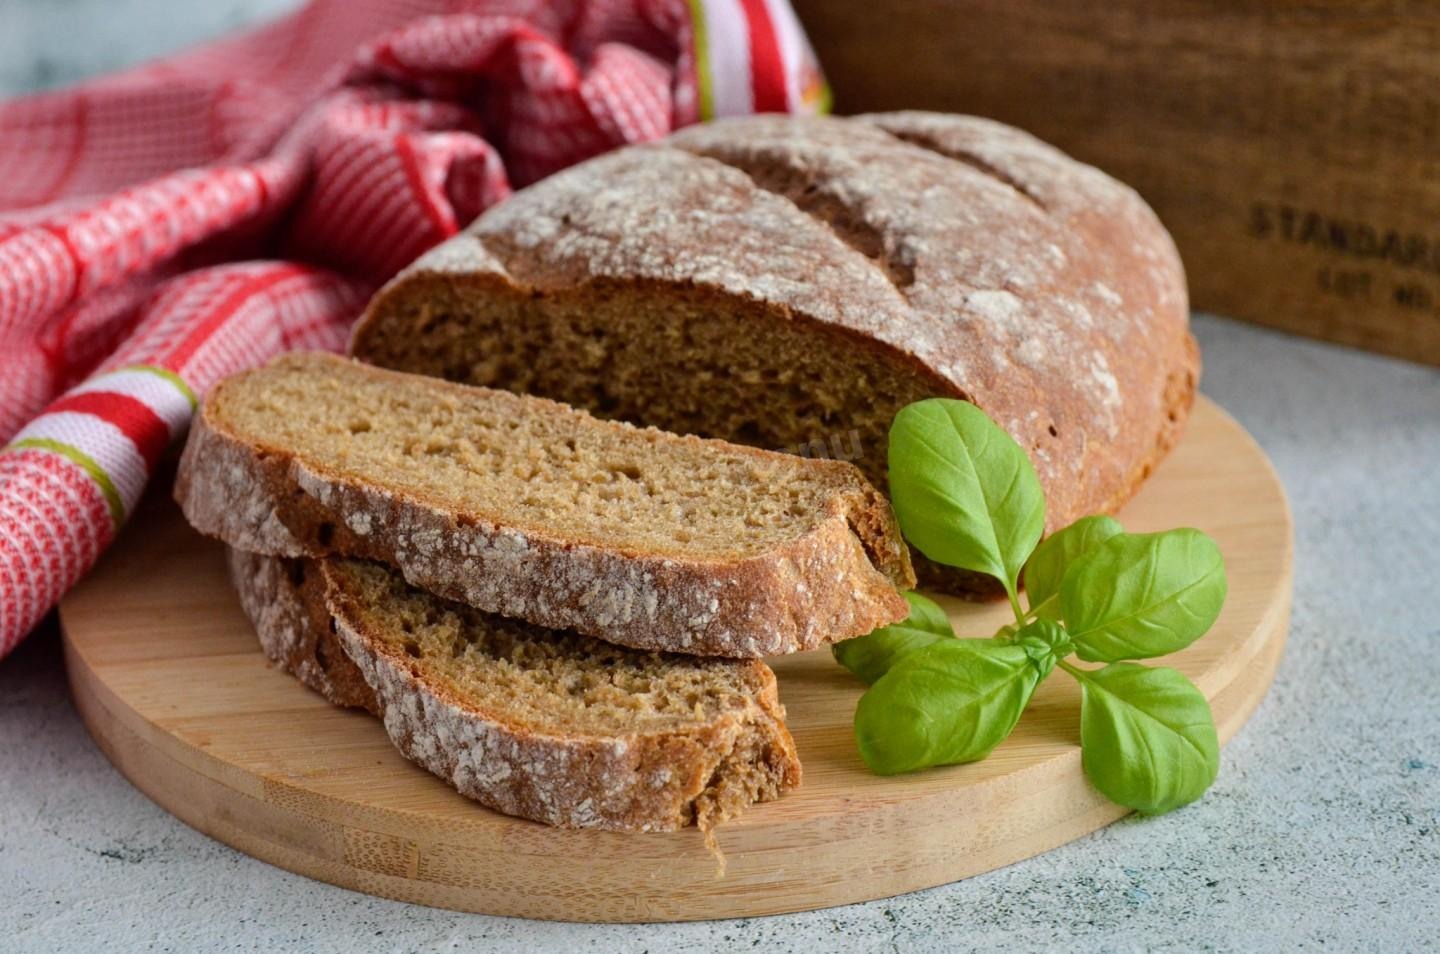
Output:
[{"left": 793, "top": 0, "right": 1440, "bottom": 364}]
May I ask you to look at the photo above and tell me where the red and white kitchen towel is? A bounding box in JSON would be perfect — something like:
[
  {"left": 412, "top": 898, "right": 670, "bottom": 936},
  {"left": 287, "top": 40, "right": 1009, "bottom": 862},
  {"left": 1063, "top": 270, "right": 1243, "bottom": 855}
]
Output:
[{"left": 0, "top": 0, "right": 828, "bottom": 658}]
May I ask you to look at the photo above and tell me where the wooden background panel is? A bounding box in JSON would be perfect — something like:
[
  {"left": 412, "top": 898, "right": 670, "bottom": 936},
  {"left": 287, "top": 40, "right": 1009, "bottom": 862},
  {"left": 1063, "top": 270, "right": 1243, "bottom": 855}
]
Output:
[{"left": 793, "top": 0, "right": 1440, "bottom": 364}]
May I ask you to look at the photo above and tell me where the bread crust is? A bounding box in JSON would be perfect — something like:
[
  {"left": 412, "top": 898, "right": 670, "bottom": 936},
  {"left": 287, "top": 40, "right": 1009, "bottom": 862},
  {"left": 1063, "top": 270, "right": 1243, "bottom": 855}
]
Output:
[
  {"left": 227, "top": 548, "right": 801, "bottom": 832},
  {"left": 225, "top": 547, "right": 378, "bottom": 713},
  {"left": 177, "top": 358, "right": 913, "bottom": 659},
  {"left": 352, "top": 111, "right": 1197, "bottom": 534}
]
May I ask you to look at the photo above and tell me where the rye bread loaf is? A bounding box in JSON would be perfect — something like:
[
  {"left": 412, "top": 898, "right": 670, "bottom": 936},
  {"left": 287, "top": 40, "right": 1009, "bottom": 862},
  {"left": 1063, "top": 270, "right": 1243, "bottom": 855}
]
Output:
[
  {"left": 225, "top": 548, "right": 800, "bottom": 831},
  {"left": 178, "top": 353, "right": 913, "bottom": 658},
  {"left": 349, "top": 111, "right": 1197, "bottom": 589}
]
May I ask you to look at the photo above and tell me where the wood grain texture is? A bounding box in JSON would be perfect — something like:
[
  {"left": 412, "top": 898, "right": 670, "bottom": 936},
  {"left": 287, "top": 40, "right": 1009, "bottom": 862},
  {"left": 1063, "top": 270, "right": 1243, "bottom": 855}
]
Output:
[
  {"left": 792, "top": 0, "right": 1440, "bottom": 365},
  {"left": 59, "top": 398, "right": 1291, "bottom": 922}
]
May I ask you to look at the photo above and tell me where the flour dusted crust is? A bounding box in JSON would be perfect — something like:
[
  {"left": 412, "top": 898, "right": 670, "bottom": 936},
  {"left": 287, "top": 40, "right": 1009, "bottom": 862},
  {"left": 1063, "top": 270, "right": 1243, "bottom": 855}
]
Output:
[
  {"left": 340, "top": 616, "right": 795, "bottom": 831},
  {"left": 175, "top": 362, "right": 913, "bottom": 659},
  {"left": 230, "top": 550, "right": 801, "bottom": 832},
  {"left": 225, "top": 546, "right": 377, "bottom": 713},
  {"left": 355, "top": 111, "right": 1197, "bottom": 530}
]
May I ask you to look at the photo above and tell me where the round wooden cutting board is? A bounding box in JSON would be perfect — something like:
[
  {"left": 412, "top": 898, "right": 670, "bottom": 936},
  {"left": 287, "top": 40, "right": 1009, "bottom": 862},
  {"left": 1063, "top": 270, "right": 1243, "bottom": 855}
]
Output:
[{"left": 60, "top": 396, "right": 1291, "bottom": 923}]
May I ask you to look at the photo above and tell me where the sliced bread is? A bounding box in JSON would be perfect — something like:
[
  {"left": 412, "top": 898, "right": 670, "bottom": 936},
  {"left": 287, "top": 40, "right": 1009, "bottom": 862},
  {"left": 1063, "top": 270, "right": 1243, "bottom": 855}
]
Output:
[
  {"left": 227, "top": 547, "right": 801, "bottom": 832},
  {"left": 178, "top": 353, "right": 914, "bottom": 657}
]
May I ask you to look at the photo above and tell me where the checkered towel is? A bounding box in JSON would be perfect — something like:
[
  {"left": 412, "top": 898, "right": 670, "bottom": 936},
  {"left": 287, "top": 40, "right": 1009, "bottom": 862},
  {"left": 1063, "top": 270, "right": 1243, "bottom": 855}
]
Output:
[{"left": 0, "top": 0, "right": 828, "bottom": 657}]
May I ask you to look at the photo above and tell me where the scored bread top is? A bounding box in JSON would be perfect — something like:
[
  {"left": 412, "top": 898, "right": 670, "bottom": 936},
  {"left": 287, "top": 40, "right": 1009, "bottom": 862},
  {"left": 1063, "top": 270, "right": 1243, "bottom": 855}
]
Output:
[
  {"left": 353, "top": 112, "right": 1196, "bottom": 534},
  {"left": 177, "top": 353, "right": 913, "bottom": 657}
]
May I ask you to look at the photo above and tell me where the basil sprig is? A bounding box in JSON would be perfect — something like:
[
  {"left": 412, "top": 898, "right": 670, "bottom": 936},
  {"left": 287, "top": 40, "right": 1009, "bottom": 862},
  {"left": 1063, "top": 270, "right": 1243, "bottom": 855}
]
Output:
[{"left": 836, "top": 398, "right": 1228, "bottom": 816}]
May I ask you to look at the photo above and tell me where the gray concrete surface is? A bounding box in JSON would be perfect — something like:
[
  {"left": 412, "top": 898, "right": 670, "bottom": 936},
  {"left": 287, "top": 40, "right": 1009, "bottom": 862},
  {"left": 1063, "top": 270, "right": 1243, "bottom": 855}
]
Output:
[{"left": 2, "top": 3, "right": 1438, "bottom": 950}]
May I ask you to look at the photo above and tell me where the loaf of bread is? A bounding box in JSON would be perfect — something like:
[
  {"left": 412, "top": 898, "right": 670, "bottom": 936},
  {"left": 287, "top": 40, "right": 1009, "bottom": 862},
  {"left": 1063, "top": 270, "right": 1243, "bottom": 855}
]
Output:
[
  {"left": 226, "top": 548, "right": 800, "bottom": 831},
  {"left": 179, "top": 353, "right": 913, "bottom": 657},
  {"left": 350, "top": 111, "right": 1197, "bottom": 588}
]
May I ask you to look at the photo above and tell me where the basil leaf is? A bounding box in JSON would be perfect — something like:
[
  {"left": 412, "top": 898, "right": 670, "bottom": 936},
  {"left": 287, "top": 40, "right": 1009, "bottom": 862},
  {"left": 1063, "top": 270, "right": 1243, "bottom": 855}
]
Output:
[
  {"left": 1060, "top": 529, "right": 1227, "bottom": 662},
  {"left": 1023, "top": 515, "right": 1124, "bottom": 616},
  {"left": 886, "top": 399, "right": 1045, "bottom": 598},
  {"left": 1013, "top": 618, "right": 1073, "bottom": 680},
  {"left": 1073, "top": 662, "right": 1220, "bottom": 815},
  {"left": 900, "top": 589, "right": 953, "bottom": 636},
  {"left": 854, "top": 639, "right": 1040, "bottom": 775},
  {"left": 833, "top": 591, "right": 955, "bottom": 684}
]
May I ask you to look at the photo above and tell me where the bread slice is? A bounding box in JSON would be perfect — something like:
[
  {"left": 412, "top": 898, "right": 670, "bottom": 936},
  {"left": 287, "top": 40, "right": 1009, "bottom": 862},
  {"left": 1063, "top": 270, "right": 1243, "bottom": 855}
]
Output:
[
  {"left": 178, "top": 353, "right": 913, "bottom": 658},
  {"left": 226, "top": 547, "right": 801, "bottom": 831}
]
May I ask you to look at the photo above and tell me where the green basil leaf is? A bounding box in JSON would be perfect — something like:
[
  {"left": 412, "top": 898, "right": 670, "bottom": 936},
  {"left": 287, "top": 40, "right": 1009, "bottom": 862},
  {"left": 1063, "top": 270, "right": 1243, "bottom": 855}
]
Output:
[
  {"left": 1059, "top": 529, "right": 1228, "bottom": 662},
  {"left": 1073, "top": 662, "right": 1220, "bottom": 815},
  {"left": 886, "top": 399, "right": 1045, "bottom": 598},
  {"left": 1013, "top": 618, "right": 1074, "bottom": 680},
  {"left": 900, "top": 589, "right": 953, "bottom": 636},
  {"left": 833, "top": 591, "right": 955, "bottom": 684},
  {"left": 855, "top": 639, "right": 1040, "bottom": 775},
  {"left": 1023, "top": 515, "right": 1124, "bottom": 616}
]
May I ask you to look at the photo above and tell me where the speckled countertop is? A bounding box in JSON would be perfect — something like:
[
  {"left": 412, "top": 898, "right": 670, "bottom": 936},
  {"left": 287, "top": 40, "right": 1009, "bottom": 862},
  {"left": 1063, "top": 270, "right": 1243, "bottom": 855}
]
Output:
[{"left": 3, "top": 4, "right": 1439, "bottom": 951}]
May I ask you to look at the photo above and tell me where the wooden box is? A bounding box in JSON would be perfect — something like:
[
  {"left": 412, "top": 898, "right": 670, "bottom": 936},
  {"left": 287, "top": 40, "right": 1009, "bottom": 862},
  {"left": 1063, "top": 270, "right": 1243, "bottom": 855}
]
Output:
[{"left": 793, "top": 0, "right": 1440, "bottom": 364}]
